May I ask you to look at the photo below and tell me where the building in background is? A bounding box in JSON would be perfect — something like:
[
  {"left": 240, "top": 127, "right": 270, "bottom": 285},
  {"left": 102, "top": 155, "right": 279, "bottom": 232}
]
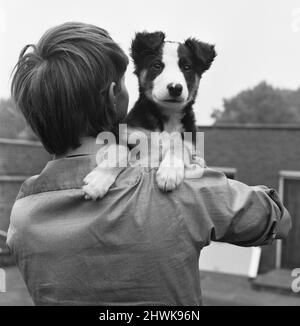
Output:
[
  {"left": 0, "top": 139, "right": 50, "bottom": 258},
  {"left": 200, "top": 124, "right": 300, "bottom": 273}
]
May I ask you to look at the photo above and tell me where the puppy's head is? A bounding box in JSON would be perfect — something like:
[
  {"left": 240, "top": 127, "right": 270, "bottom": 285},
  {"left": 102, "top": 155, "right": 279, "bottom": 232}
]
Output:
[{"left": 131, "top": 31, "right": 216, "bottom": 110}]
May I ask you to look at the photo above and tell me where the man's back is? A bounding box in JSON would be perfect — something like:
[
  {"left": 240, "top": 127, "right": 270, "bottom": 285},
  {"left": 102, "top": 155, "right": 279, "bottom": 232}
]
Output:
[{"left": 7, "top": 154, "right": 290, "bottom": 305}]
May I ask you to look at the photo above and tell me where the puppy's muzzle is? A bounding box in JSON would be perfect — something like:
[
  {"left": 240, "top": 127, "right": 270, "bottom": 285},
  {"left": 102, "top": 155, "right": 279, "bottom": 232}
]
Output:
[{"left": 167, "top": 83, "right": 183, "bottom": 98}]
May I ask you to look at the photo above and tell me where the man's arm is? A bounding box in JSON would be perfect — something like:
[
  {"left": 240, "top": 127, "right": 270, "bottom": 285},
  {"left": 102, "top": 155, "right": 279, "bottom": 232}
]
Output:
[
  {"left": 181, "top": 168, "right": 292, "bottom": 247},
  {"left": 218, "top": 183, "right": 291, "bottom": 246}
]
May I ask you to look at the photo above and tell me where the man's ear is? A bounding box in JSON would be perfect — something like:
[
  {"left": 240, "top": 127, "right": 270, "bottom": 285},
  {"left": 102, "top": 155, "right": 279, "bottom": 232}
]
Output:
[
  {"left": 184, "top": 38, "right": 217, "bottom": 73},
  {"left": 100, "top": 82, "right": 118, "bottom": 128},
  {"left": 108, "top": 82, "right": 117, "bottom": 112},
  {"left": 130, "top": 31, "right": 165, "bottom": 73}
]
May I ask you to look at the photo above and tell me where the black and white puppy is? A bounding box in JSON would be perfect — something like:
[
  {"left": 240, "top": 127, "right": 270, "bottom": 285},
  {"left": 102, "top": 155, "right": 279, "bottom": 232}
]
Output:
[
  {"left": 83, "top": 32, "right": 216, "bottom": 199},
  {"left": 126, "top": 31, "right": 216, "bottom": 133}
]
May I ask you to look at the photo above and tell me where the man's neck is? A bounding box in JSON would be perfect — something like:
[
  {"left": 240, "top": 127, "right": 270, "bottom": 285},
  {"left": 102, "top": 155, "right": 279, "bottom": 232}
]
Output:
[{"left": 56, "top": 137, "right": 101, "bottom": 159}]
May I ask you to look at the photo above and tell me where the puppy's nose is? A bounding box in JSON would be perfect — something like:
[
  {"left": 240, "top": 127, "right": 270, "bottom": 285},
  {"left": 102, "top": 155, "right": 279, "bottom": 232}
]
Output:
[{"left": 167, "top": 83, "right": 183, "bottom": 97}]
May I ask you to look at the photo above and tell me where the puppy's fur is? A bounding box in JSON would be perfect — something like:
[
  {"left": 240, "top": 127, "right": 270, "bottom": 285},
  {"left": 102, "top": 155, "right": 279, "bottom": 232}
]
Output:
[
  {"left": 127, "top": 32, "right": 215, "bottom": 133},
  {"left": 83, "top": 32, "right": 216, "bottom": 199}
]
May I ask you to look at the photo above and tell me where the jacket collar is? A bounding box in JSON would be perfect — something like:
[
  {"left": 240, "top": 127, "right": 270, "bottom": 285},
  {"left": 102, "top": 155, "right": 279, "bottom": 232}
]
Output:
[{"left": 56, "top": 137, "right": 102, "bottom": 159}]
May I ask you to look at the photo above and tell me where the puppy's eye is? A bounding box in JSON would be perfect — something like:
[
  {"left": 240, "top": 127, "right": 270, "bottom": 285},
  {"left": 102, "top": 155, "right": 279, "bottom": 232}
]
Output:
[
  {"left": 183, "top": 64, "right": 192, "bottom": 71},
  {"left": 152, "top": 62, "right": 163, "bottom": 70}
]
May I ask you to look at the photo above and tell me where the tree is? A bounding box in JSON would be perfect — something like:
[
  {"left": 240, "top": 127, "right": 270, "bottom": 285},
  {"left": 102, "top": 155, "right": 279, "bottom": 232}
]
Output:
[
  {"left": 0, "top": 98, "right": 37, "bottom": 140},
  {"left": 212, "top": 82, "right": 300, "bottom": 125}
]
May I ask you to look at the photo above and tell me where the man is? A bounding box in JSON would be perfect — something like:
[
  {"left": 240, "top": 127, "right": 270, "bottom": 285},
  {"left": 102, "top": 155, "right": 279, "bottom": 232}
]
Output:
[{"left": 7, "top": 22, "right": 291, "bottom": 305}]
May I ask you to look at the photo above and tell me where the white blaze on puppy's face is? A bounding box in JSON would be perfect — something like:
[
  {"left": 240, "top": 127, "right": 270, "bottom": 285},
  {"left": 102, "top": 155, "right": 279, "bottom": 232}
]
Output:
[{"left": 151, "top": 42, "right": 189, "bottom": 109}]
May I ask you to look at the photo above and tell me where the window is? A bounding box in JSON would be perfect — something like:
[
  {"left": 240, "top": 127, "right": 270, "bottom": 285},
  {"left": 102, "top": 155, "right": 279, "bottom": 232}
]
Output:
[{"left": 276, "top": 170, "right": 300, "bottom": 269}]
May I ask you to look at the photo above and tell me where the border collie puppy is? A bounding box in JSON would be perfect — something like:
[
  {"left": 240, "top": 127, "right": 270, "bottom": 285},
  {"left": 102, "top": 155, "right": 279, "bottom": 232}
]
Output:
[{"left": 83, "top": 31, "right": 216, "bottom": 200}]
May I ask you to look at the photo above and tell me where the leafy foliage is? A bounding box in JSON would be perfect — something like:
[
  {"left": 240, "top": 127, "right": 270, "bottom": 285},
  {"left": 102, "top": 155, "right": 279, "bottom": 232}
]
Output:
[
  {"left": 212, "top": 82, "right": 300, "bottom": 125},
  {"left": 0, "top": 98, "right": 37, "bottom": 139}
]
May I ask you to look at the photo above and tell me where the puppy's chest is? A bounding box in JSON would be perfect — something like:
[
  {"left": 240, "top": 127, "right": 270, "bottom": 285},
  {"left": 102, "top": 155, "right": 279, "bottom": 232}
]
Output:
[{"left": 162, "top": 115, "right": 184, "bottom": 133}]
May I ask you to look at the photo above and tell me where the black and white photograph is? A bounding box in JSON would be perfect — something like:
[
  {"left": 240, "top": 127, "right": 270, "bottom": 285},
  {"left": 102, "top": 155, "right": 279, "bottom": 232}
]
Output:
[{"left": 0, "top": 0, "right": 300, "bottom": 309}]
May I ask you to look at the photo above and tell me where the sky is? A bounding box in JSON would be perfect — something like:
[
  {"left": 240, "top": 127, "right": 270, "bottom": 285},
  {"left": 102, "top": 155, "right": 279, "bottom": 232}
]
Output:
[{"left": 0, "top": 0, "right": 300, "bottom": 124}]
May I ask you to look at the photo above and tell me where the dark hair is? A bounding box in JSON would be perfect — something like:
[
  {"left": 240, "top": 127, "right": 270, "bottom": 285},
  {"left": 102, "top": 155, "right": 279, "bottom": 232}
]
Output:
[{"left": 11, "top": 22, "right": 128, "bottom": 155}]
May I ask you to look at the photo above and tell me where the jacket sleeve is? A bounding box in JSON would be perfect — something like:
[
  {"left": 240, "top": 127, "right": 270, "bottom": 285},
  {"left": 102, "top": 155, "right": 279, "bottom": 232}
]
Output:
[
  {"left": 216, "top": 181, "right": 291, "bottom": 247},
  {"left": 182, "top": 168, "right": 292, "bottom": 247}
]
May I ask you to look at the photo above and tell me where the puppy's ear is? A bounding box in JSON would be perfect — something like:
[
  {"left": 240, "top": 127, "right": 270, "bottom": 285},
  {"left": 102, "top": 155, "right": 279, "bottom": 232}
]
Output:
[
  {"left": 131, "top": 31, "right": 165, "bottom": 72},
  {"left": 184, "top": 38, "right": 216, "bottom": 73}
]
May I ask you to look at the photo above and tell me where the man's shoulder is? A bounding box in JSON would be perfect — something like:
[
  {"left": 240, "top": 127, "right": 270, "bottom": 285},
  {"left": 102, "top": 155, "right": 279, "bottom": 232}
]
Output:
[
  {"left": 17, "top": 175, "right": 40, "bottom": 200},
  {"left": 16, "top": 155, "right": 97, "bottom": 199}
]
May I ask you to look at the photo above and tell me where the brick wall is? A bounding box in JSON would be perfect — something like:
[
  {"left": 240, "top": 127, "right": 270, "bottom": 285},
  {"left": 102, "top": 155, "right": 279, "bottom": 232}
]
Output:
[
  {"left": 0, "top": 139, "right": 51, "bottom": 234},
  {"left": 199, "top": 125, "right": 300, "bottom": 188},
  {"left": 199, "top": 125, "right": 300, "bottom": 272}
]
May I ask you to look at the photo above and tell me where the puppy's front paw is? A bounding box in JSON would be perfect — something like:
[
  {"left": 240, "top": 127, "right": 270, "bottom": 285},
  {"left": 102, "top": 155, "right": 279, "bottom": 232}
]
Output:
[
  {"left": 156, "top": 163, "right": 184, "bottom": 192},
  {"left": 82, "top": 169, "right": 116, "bottom": 200}
]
